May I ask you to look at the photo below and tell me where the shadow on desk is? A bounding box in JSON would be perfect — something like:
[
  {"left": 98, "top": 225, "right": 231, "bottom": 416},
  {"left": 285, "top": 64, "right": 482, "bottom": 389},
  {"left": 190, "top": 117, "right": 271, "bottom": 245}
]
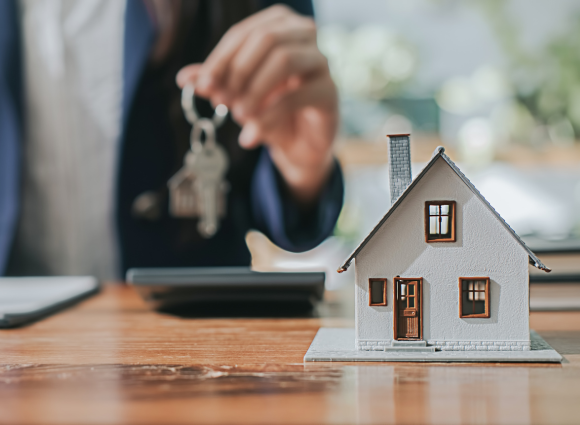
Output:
[{"left": 157, "top": 300, "right": 318, "bottom": 318}]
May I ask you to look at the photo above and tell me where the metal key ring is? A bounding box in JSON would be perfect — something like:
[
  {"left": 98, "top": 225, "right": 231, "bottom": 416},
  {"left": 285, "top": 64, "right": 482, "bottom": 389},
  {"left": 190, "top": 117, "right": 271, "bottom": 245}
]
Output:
[
  {"left": 190, "top": 117, "right": 217, "bottom": 152},
  {"left": 181, "top": 84, "right": 228, "bottom": 128}
]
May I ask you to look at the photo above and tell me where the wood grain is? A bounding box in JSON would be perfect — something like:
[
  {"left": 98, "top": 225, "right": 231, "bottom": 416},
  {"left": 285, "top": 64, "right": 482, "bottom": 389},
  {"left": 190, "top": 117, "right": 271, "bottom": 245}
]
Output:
[{"left": 0, "top": 284, "right": 579, "bottom": 425}]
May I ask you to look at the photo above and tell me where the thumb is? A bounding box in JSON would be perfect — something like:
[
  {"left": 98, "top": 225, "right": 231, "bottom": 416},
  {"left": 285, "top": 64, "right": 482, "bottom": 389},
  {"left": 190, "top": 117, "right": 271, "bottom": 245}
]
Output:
[{"left": 176, "top": 64, "right": 202, "bottom": 88}]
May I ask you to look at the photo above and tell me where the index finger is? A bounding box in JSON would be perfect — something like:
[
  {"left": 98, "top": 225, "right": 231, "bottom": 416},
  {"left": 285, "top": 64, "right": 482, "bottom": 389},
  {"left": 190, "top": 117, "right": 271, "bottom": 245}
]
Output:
[{"left": 196, "top": 5, "right": 295, "bottom": 96}]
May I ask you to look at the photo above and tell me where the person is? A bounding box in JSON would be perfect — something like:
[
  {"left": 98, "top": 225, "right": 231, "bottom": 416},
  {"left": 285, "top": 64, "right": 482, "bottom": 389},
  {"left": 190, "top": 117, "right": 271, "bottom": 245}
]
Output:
[{"left": 0, "top": 0, "right": 343, "bottom": 280}]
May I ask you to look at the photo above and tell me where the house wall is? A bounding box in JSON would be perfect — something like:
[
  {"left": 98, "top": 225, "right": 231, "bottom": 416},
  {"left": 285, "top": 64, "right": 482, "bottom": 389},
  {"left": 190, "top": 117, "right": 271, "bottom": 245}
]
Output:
[{"left": 354, "top": 157, "right": 530, "bottom": 351}]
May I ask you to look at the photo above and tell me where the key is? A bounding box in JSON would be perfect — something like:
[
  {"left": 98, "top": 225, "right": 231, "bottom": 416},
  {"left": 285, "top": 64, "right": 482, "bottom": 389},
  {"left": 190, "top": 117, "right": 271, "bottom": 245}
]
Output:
[
  {"left": 190, "top": 142, "right": 229, "bottom": 237},
  {"left": 169, "top": 86, "right": 230, "bottom": 233}
]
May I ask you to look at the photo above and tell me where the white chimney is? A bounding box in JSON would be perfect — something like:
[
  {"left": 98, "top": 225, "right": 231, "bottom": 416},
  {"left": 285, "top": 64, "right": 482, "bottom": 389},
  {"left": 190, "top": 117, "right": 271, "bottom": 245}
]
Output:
[{"left": 388, "top": 134, "right": 412, "bottom": 205}]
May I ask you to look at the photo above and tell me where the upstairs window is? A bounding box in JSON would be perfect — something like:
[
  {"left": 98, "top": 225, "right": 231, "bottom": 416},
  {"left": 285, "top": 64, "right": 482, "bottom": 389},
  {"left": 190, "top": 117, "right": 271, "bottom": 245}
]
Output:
[
  {"left": 425, "top": 201, "right": 456, "bottom": 242},
  {"left": 459, "top": 277, "right": 490, "bottom": 318}
]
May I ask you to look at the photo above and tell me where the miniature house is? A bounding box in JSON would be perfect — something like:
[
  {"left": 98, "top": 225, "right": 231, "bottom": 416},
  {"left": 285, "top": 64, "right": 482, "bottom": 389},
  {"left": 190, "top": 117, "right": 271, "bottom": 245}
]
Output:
[{"left": 338, "top": 135, "right": 551, "bottom": 352}]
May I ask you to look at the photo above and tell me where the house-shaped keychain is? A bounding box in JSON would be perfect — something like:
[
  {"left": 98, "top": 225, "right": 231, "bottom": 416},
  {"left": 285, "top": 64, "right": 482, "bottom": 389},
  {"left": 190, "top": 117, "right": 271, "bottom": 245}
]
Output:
[
  {"left": 168, "top": 167, "right": 199, "bottom": 218},
  {"left": 305, "top": 134, "right": 562, "bottom": 362}
]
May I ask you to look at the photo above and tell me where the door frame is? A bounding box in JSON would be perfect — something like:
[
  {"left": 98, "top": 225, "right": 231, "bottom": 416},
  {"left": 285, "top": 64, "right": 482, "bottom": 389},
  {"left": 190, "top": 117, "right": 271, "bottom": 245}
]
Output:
[{"left": 393, "top": 277, "right": 423, "bottom": 341}]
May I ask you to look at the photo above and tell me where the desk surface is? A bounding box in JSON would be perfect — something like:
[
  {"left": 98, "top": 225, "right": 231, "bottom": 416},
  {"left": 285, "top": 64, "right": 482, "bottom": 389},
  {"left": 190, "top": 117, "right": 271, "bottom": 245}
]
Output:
[{"left": 0, "top": 285, "right": 579, "bottom": 425}]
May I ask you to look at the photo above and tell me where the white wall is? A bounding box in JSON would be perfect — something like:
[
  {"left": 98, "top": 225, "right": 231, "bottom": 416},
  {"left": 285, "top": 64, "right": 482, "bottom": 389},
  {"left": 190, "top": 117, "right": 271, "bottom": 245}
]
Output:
[{"left": 354, "top": 157, "right": 530, "bottom": 343}]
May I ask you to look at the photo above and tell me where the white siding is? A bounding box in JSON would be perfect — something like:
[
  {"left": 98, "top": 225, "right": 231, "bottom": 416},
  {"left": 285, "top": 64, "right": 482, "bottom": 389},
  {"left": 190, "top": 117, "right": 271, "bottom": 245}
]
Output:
[{"left": 355, "top": 157, "right": 530, "bottom": 345}]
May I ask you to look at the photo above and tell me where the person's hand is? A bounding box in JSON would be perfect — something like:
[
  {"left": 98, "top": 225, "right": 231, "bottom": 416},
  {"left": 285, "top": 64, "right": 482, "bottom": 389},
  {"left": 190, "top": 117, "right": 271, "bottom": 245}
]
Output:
[{"left": 176, "top": 5, "right": 338, "bottom": 206}]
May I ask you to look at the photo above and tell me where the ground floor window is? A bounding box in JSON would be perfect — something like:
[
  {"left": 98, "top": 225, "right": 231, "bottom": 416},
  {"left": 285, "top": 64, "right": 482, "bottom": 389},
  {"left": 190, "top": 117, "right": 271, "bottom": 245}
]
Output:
[
  {"left": 369, "top": 278, "right": 387, "bottom": 306},
  {"left": 459, "top": 277, "right": 490, "bottom": 318}
]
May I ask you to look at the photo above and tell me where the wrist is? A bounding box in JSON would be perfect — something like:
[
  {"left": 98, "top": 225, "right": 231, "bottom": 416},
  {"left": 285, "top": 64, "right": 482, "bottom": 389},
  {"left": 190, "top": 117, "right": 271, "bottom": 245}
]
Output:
[{"left": 271, "top": 149, "right": 335, "bottom": 207}]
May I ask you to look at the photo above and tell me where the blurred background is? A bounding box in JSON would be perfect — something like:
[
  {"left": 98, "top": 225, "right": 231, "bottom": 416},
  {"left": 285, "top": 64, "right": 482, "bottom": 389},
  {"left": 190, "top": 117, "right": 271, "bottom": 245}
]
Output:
[{"left": 248, "top": 0, "right": 580, "bottom": 309}]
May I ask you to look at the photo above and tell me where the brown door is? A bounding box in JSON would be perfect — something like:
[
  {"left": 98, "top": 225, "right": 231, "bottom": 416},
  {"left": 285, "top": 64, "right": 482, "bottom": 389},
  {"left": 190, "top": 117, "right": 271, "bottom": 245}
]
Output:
[{"left": 394, "top": 278, "right": 422, "bottom": 340}]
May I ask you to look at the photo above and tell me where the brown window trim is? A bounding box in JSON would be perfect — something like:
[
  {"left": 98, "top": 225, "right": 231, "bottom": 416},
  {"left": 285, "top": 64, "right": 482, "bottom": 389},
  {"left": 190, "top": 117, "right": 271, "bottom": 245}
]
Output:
[
  {"left": 368, "top": 278, "right": 387, "bottom": 306},
  {"left": 425, "top": 201, "right": 456, "bottom": 242},
  {"left": 458, "top": 277, "right": 490, "bottom": 318}
]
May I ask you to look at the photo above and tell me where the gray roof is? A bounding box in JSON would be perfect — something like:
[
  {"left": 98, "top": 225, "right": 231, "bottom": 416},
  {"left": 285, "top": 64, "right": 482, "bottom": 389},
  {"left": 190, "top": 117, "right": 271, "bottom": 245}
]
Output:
[{"left": 338, "top": 147, "right": 551, "bottom": 273}]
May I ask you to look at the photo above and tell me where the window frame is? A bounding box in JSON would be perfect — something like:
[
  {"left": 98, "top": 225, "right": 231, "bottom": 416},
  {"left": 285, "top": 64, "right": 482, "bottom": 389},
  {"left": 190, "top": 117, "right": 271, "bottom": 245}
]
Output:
[
  {"left": 424, "top": 201, "right": 456, "bottom": 243},
  {"left": 368, "top": 278, "right": 387, "bottom": 306},
  {"left": 458, "top": 277, "right": 490, "bottom": 318}
]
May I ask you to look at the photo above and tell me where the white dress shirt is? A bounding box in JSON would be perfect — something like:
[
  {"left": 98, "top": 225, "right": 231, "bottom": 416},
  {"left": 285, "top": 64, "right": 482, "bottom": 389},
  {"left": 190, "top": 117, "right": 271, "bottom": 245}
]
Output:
[{"left": 9, "top": 0, "right": 126, "bottom": 280}]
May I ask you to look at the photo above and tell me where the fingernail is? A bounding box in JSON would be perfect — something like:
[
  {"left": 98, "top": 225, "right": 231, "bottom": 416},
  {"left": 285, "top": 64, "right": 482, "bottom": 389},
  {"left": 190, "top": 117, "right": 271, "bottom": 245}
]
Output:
[{"left": 239, "top": 122, "right": 258, "bottom": 147}]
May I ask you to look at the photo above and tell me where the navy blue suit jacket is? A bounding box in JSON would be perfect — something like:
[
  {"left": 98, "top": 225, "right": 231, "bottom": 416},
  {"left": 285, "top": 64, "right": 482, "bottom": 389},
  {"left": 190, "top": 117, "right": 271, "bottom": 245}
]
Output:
[{"left": 0, "top": 0, "right": 343, "bottom": 275}]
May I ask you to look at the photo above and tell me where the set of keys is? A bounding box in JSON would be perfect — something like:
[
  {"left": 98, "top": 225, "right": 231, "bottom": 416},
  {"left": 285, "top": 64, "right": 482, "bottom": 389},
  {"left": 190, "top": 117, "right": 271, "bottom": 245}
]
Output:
[{"left": 167, "top": 84, "right": 230, "bottom": 238}]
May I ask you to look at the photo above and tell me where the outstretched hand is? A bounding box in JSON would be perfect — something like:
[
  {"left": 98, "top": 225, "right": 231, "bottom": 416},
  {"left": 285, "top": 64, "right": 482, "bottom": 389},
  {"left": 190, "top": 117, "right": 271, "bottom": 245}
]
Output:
[{"left": 176, "top": 5, "right": 338, "bottom": 205}]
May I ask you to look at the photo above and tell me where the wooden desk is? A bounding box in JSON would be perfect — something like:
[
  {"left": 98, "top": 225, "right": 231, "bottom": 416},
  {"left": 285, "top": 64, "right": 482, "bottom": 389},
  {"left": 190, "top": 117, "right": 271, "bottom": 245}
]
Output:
[{"left": 0, "top": 285, "right": 579, "bottom": 424}]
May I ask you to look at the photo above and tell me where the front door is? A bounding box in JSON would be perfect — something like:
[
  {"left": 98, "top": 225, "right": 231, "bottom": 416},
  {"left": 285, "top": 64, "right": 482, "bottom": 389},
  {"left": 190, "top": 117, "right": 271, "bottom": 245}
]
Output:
[{"left": 394, "top": 278, "right": 423, "bottom": 340}]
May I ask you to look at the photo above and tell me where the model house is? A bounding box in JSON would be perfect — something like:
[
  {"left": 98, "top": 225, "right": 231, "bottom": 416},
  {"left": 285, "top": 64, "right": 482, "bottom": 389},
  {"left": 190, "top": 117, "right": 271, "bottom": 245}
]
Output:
[{"left": 337, "top": 135, "right": 551, "bottom": 352}]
